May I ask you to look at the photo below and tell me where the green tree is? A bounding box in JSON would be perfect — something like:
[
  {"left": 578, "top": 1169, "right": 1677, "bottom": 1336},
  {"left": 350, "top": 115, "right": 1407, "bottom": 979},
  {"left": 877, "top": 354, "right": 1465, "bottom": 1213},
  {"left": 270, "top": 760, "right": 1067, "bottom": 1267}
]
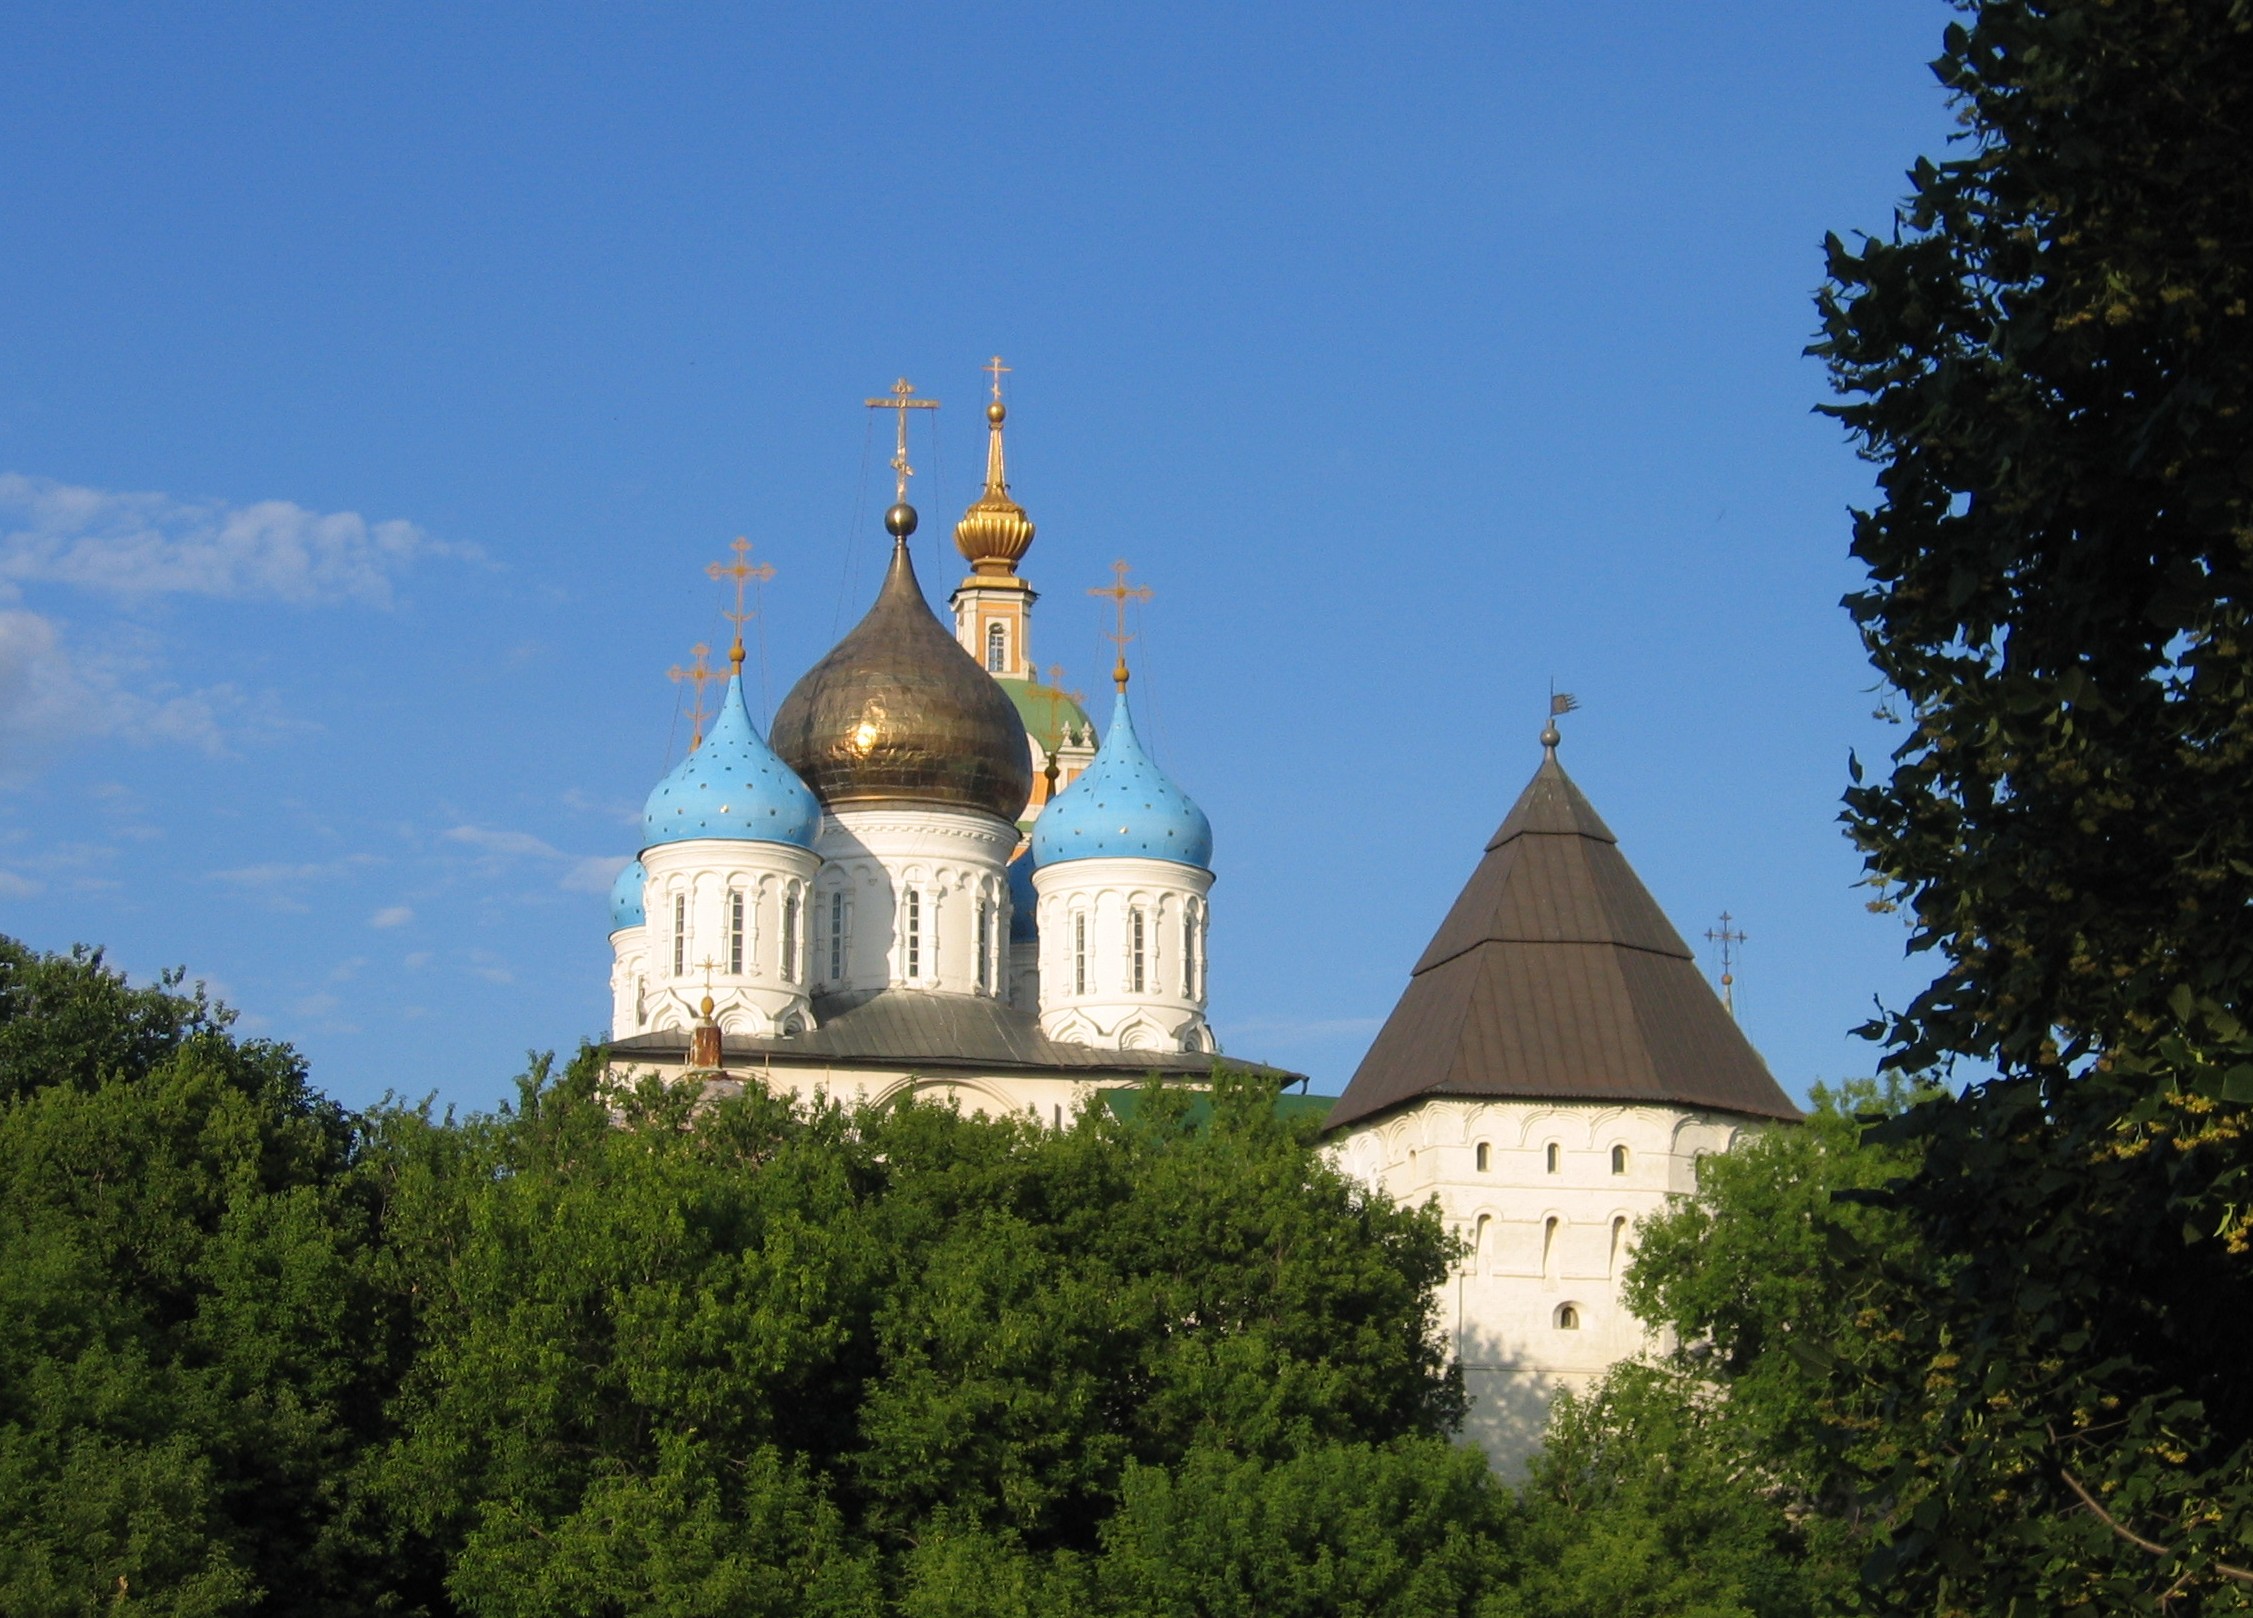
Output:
[
  {"left": 1816, "top": 0, "right": 2253, "bottom": 1605},
  {"left": 0, "top": 939, "right": 418, "bottom": 1615}
]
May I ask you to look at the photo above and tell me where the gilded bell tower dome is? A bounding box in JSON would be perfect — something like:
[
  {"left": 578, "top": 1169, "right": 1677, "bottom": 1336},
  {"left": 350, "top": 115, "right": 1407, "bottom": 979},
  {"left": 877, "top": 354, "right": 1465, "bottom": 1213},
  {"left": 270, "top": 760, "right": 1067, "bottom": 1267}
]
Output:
[{"left": 954, "top": 396, "right": 1036, "bottom": 573}]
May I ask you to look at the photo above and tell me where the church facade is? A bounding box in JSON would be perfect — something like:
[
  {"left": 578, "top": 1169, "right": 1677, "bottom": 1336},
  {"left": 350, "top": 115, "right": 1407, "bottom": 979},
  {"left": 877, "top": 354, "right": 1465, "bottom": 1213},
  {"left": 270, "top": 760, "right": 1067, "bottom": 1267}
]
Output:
[{"left": 599, "top": 370, "right": 1798, "bottom": 1474}]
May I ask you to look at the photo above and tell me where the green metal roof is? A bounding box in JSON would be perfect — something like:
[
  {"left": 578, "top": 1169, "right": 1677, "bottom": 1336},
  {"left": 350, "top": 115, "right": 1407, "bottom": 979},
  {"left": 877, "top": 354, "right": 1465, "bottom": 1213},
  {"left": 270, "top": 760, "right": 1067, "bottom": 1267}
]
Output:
[
  {"left": 1101, "top": 1088, "right": 1336, "bottom": 1132},
  {"left": 996, "top": 676, "right": 1094, "bottom": 754}
]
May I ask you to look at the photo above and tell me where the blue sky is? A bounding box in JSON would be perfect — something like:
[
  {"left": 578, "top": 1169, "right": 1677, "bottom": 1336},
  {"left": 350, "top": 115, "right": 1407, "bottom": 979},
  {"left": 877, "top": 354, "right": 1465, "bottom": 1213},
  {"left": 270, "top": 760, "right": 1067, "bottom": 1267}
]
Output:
[{"left": 0, "top": 3, "right": 1958, "bottom": 1111}]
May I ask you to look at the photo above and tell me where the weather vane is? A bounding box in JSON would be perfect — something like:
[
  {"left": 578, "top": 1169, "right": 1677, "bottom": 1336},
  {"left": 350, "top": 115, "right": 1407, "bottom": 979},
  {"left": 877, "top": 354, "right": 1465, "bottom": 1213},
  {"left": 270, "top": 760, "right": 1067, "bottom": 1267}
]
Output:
[
  {"left": 1705, "top": 912, "right": 1747, "bottom": 1017},
  {"left": 706, "top": 536, "right": 775, "bottom": 671},
  {"left": 865, "top": 377, "right": 940, "bottom": 504},
  {"left": 1089, "top": 560, "right": 1152, "bottom": 692},
  {"left": 669, "top": 642, "right": 718, "bottom": 749},
  {"left": 1542, "top": 686, "right": 1580, "bottom": 751}
]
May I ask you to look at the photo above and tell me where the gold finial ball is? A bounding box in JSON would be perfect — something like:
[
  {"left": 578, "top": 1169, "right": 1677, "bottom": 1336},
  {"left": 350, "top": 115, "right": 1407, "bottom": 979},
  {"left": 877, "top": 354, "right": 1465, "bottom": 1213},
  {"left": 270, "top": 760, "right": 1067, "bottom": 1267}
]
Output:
[
  {"left": 987, "top": 400, "right": 1006, "bottom": 424},
  {"left": 886, "top": 502, "right": 918, "bottom": 539}
]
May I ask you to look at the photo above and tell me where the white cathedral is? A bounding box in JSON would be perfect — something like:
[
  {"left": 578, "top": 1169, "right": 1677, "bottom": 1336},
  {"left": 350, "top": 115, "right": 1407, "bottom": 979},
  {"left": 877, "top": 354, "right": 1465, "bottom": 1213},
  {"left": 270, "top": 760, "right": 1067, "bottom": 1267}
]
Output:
[{"left": 602, "top": 374, "right": 1799, "bottom": 1473}]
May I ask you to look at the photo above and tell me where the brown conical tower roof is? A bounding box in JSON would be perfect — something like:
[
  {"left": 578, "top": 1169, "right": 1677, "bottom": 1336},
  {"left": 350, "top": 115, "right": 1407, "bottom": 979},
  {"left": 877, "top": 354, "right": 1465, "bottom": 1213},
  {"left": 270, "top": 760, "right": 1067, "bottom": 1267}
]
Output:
[{"left": 1326, "top": 744, "right": 1799, "bottom": 1132}]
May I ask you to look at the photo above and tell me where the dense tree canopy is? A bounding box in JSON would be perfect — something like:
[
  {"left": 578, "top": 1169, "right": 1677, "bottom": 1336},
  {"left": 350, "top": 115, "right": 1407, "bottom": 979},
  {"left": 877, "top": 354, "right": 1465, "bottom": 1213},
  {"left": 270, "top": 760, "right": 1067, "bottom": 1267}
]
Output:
[{"left": 1813, "top": 0, "right": 2253, "bottom": 1606}]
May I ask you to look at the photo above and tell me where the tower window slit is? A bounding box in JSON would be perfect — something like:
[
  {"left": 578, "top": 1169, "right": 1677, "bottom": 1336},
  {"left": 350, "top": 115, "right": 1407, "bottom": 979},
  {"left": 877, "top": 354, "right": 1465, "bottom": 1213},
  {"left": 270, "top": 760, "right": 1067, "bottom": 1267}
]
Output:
[
  {"left": 1543, "top": 1216, "right": 1560, "bottom": 1279},
  {"left": 1473, "top": 1213, "right": 1491, "bottom": 1268},
  {"left": 976, "top": 899, "right": 991, "bottom": 992},
  {"left": 1609, "top": 1216, "right": 1628, "bottom": 1277},
  {"left": 1130, "top": 907, "right": 1146, "bottom": 994},
  {"left": 828, "top": 891, "right": 844, "bottom": 983},
  {"left": 1611, "top": 1143, "right": 1629, "bottom": 1175},
  {"left": 1475, "top": 1142, "right": 1490, "bottom": 1172},
  {"left": 728, "top": 891, "right": 744, "bottom": 974},
  {"left": 1073, "top": 913, "right": 1087, "bottom": 995},
  {"left": 672, "top": 895, "right": 686, "bottom": 977},
  {"left": 1181, "top": 909, "right": 1196, "bottom": 998},
  {"left": 782, "top": 890, "right": 800, "bottom": 981},
  {"left": 905, "top": 888, "right": 921, "bottom": 979},
  {"left": 1545, "top": 1142, "right": 1560, "bottom": 1174}
]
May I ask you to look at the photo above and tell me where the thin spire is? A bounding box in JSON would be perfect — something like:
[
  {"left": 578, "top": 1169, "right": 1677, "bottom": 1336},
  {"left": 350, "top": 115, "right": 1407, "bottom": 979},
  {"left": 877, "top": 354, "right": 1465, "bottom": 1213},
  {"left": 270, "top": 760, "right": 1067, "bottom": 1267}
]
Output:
[
  {"left": 1090, "top": 559, "right": 1152, "bottom": 692},
  {"left": 955, "top": 356, "right": 1035, "bottom": 572}
]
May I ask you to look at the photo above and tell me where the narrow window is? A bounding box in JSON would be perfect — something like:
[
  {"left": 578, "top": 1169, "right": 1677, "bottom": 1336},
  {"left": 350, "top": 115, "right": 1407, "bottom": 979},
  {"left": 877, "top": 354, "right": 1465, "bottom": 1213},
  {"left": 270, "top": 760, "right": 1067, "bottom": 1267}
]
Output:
[
  {"left": 1545, "top": 1142, "right": 1560, "bottom": 1174},
  {"left": 672, "top": 895, "right": 686, "bottom": 976},
  {"left": 828, "top": 891, "right": 845, "bottom": 982},
  {"left": 976, "top": 900, "right": 992, "bottom": 992},
  {"left": 1610, "top": 1143, "right": 1628, "bottom": 1176},
  {"left": 986, "top": 621, "right": 1006, "bottom": 672},
  {"left": 1181, "top": 909, "right": 1196, "bottom": 998},
  {"left": 1475, "top": 1142, "right": 1490, "bottom": 1173},
  {"left": 1555, "top": 1303, "right": 1580, "bottom": 1330},
  {"left": 1130, "top": 907, "right": 1146, "bottom": 994},
  {"left": 1473, "top": 1213, "right": 1491, "bottom": 1268},
  {"left": 1609, "top": 1216, "right": 1628, "bottom": 1276},
  {"left": 905, "top": 888, "right": 921, "bottom": 979},
  {"left": 728, "top": 891, "right": 744, "bottom": 974},
  {"left": 1542, "top": 1216, "right": 1559, "bottom": 1279},
  {"left": 782, "top": 889, "right": 800, "bottom": 981},
  {"left": 1073, "top": 913, "right": 1087, "bottom": 994}
]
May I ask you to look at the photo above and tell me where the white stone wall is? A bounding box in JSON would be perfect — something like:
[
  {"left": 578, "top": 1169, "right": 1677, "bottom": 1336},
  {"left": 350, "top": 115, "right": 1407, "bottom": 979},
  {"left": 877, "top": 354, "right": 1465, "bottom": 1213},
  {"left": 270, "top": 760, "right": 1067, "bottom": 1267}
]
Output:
[
  {"left": 1031, "top": 855, "right": 1214, "bottom": 1052},
  {"left": 607, "top": 1052, "right": 1105, "bottom": 1132},
  {"left": 632, "top": 839, "right": 823, "bottom": 1036},
  {"left": 811, "top": 804, "right": 1018, "bottom": 1001},
  {"left": 1331, "top": 1098, "right": 1749, "bottom": 1477}
]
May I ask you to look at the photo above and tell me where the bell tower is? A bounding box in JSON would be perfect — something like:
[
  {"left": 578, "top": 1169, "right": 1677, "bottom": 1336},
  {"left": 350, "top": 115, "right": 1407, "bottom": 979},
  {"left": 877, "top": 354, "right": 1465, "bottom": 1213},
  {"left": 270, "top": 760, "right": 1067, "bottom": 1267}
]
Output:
[{"left": 950, "top": 356, "right": 1039, "bottom": 679}]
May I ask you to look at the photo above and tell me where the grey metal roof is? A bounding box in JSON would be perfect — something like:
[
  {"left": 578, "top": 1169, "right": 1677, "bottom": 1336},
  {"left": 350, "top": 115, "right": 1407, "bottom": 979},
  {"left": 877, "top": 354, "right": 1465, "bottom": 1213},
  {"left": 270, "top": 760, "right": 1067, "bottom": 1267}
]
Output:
[
  {"left": 608, "top": 988, "right": 1302, "bottom": 1084},
  {"left": 1325, "top": 751, "right": 1800, "bottom": 1132}
]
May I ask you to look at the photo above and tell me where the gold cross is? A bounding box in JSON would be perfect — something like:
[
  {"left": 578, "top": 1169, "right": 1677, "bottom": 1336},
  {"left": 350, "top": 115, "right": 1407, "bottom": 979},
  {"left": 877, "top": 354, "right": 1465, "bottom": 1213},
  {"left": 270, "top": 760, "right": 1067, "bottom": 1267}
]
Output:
[
  {"left": 864, "top": 377, "right": 940, "bottom": 503},
  {"left": 1088, "top": 559, "right": 1152, "bottom": 691},
  {"left": 668, "top": 641, "right": 717, "bottom": 749},
  {"left": 983, "top": 354, "right": 1011, "bottom": 401},
  {"left": 706, "top": 536, "right": 775, "bottom": 669}
]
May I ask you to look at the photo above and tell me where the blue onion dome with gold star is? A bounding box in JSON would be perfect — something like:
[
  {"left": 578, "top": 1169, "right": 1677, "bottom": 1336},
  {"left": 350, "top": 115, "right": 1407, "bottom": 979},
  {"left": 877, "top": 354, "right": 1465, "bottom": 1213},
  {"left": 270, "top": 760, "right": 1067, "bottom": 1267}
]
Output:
[
  {"left": 643, "top": 668, "right": 821, "bottom": 849},
  {"left": 609, "top": 858, "right": 647, "bottom": 930},
  {"left": 771, "top": 501, "right": 1033, "bottom": 823},
  {"left": 1032, "top": 683, "right": 1212, "bottom": 869}
]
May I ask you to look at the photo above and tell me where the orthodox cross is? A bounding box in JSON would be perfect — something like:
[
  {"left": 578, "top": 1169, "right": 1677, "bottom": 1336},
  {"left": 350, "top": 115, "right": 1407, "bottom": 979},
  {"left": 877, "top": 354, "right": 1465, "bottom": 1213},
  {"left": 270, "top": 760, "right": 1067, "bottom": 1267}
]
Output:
[
  {"left": 865, "top": 377, "right": 940, "bottom": 503},
  {"left": 1705, "top": 912, "right": 1748, "bottom": 1017},
  {"left": 983, "top": 354, "right": 1011, "bottom": 401},
  {"left": 668, "top": 642, "right": 717, "bottom": 750},
  {"left": 1035, "top": 663, "right": 1086, "bottom": 802},
  {"left": 1089, "top": 559, "right": 1151, "bottom": 691},
  {"left": 706, "top": 536, "right": 775, "bottom": 670}
]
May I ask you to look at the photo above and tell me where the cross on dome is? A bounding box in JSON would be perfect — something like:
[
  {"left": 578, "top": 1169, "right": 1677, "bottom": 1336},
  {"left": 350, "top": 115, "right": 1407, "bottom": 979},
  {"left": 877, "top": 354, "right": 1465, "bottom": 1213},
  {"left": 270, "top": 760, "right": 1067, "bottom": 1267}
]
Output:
[
  {"left": 706, "top": 536, "right": 775, "bottom": 671},
  {"left": 1089, "top": 559, "right": 1152, "bottom": 692},
  {"left": 668, "top": 642, "right": 718, "bottom": 749}
]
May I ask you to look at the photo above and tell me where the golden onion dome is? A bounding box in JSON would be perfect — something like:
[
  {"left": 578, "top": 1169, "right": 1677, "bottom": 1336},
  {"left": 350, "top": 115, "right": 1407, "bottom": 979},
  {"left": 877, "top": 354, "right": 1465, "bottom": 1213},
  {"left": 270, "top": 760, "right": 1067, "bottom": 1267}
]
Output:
[
  {"left": 953, "top": 399, "right": 1036, "bottom": 573},
  {"left": 771, "top": 506, "right": 1033, "bottom": 822}
]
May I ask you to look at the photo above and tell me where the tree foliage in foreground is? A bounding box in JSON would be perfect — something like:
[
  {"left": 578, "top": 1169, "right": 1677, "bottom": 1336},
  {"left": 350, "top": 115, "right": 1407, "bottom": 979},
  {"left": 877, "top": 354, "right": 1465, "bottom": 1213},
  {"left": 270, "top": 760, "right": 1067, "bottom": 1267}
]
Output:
[{"left": 1813, "top": 0, "right": 2253, "bottom": 1605}]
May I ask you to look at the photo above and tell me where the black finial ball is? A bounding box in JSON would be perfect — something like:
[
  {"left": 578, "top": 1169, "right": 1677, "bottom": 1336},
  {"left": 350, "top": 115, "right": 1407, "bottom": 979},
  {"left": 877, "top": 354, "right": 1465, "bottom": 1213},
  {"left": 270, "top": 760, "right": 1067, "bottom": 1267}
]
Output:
[{"left": 885, "top": 501, "right": 918, "bottom": 539}]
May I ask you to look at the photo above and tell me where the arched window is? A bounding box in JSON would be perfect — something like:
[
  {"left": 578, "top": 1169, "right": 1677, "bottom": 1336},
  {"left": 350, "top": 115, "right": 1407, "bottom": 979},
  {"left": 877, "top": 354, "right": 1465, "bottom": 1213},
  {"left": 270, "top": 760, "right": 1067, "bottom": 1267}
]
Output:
[
  {"left": 1073, "top": 913, "right": 1088, "bottom": 995},
  {"left": 672, "top": 894, "right": 687, "bottom": 977},
  {"left": 904, "top": 888, "right": 922, "bottom": 979},
  {"left": 782, "top": 889, "right": 800, "bottom": 981},
  {"left": 1545, "top": 1142, "right": 1560, "bottom": 1174},
  {"left": 975, "top": 899, "right": 992, "bottom": 992},
  {"left": 1130, "top": 906, "right": 1147, "bottom": 993},
  {"left": 728, "top": 890, "right": 745, "bottom": 974},
  {"left": 1181, "top": 908, "right": 1196, "bottom": 998},
  {"left": 1542, "top": 1216, "right": 1560, "bottom": 1279},
  {"left": 1609, "top": 1216, "right": 1628, "bottom": 1276},
  {"left": 827, "top": 890, "right": 846, "bottom": 983},
  {"left": 1611, "top": 1143, "right": 1629, "bottom": 1175},
  {"left": 1472, "top": 1213, "right": 1491, "bottom": 1268},
  {"left": 1554, "top": 1303, "right": 1580, "bottom": 1330},
  {"left": 986, "top": 621, "right": 1007, "bottom": 671},
  {"left": 1475, "top": 1142, "right": 1491, "bottom": 1172}
]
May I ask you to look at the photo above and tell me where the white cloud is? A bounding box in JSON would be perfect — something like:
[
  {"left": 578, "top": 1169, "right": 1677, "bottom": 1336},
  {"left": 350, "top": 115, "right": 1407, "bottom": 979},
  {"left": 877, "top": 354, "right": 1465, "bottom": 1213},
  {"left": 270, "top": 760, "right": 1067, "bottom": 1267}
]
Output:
[
  {"left": 446, "top": 823, "right": 629, "bottom": 896},
  {"left": 0, "top": 472, "right": 476, "bottom": 608},
  {"left": 208, "top": 855, "right": 377, "bottom": 913},
  {"left": 370, "top": 904, "right": 414, "bottom": 929},
  {"left": 0, "top": 869, "right": 40, "bottom": 897}
]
